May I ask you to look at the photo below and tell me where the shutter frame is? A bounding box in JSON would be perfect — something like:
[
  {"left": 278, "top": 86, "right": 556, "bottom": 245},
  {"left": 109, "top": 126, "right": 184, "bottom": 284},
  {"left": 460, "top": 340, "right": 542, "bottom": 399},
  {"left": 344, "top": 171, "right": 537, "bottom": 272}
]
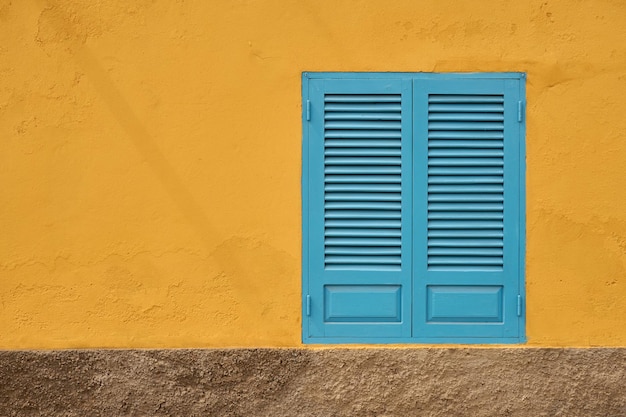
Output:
[{"left": 303, "top": 73, "right": 526, "bottom": 344}]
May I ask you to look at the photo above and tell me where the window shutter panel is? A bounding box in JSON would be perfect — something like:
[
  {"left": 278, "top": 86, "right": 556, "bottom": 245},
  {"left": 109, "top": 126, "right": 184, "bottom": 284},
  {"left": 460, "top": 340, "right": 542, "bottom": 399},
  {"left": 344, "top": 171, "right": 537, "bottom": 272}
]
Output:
[
  {"left": 413, "top": 78, "right": 523, "bottom": 340},
  {"left": 304, "top": 78, "right": 413, "bottom": 340}
]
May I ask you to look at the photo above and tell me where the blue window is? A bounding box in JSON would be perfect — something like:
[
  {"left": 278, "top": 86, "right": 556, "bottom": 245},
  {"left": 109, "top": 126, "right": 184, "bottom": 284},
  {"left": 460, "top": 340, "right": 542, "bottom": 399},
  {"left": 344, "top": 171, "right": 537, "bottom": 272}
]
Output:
[{"left": 302, "top": 72, "right": 526, "bottom": 343}]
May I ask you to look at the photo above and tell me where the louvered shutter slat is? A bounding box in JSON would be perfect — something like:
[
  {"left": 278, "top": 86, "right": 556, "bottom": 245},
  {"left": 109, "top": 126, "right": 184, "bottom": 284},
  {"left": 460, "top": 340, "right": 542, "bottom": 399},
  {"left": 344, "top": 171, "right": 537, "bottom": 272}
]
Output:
[
  {"left": 429, "top": 131, "right": 504, "bottom": 139},
  {"left": 428, "top": 94, "right": 504, "bottom": 103},
  {"left": 325, "top": 166, "right": 402, "bottom": 174},
  {"left": 325, "top": 210, "right": 401, "bottom": 219},
  {"left": 325, "top": 94, "right": 401, "bottom": 102},
  {"left": 324, "top": 131, "right": 402, "bottom": 139},
  {"left": 325, "top": 112, "right": 402, "bottom": 120},
  {"left": 324, "top": 237, "right": 401, "bottom": 246},
  {"left": 428, "top": 238, "right": 504, "bottom": 247}
]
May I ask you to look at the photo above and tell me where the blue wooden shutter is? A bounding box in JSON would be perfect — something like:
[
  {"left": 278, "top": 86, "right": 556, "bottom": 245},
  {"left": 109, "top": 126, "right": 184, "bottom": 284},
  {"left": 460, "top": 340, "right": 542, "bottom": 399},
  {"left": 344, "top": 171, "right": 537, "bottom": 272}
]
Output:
[
  {"left": 303, "top": 77, "right": 413, "bottom": 341},
  {"left": 412, "top": 78, "right": 523, "bottom": 341}
]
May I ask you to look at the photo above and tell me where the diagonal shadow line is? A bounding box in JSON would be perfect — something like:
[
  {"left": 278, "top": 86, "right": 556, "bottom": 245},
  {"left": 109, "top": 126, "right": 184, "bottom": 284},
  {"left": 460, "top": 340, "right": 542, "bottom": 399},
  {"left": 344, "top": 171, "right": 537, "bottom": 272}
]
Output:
[{"left": 34, "top": 1, "right": 224, "bottom": 261}]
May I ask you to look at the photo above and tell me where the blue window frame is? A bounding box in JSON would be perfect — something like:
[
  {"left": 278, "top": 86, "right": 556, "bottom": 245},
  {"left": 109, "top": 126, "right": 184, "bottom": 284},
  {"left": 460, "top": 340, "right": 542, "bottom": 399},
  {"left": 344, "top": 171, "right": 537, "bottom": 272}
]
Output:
[{"left": 302, "top": 72, "right": 526, "bottom": 344}]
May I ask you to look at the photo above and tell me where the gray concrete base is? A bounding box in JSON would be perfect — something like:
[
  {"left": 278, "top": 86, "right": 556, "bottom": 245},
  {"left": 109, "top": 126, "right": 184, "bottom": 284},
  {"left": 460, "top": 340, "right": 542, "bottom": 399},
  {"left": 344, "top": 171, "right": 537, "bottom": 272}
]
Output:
[{"left": 1, "top": 348, "right": 625, "bottom": 416}]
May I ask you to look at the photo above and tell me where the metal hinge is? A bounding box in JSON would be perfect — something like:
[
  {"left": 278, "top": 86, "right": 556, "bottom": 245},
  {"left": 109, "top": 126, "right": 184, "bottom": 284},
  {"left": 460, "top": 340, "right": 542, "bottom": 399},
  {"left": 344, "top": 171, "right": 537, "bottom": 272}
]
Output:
[
  {"left": 518, "top": 101, "right": 525, "bottom": 122},
  {"left": 306, "top": 100, "right": 311, "bottom": 121},
  {"left": 306, "top": 295, "right": 311, "bottom": 316},
  {"left": 517, "top": 295, "right": 523, "bottom": 316}
]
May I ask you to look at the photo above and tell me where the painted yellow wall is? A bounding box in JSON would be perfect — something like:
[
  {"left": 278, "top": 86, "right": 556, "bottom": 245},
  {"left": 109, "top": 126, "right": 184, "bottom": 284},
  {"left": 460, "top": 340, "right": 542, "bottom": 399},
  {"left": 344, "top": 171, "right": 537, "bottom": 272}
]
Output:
[{"left": 1, "top": 0, "right": 626, "bottom": 348}]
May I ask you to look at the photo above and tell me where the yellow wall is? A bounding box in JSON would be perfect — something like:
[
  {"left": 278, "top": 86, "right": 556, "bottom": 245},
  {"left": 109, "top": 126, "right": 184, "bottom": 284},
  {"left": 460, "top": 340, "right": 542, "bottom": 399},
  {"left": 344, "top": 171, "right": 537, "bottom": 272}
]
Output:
[{"left": 1, "top": 0, "right": 626, "bottom": 348}]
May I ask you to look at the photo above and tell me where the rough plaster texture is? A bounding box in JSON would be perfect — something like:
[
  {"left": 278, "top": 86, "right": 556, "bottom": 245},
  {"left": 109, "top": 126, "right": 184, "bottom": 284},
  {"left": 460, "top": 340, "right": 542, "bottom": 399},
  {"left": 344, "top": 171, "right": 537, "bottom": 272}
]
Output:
[
  {"left": 1, "top": 0, "right": 626, "bottom": 348},
  {"left": 1, "top": 349, "right": 625, "bottom": 417}
]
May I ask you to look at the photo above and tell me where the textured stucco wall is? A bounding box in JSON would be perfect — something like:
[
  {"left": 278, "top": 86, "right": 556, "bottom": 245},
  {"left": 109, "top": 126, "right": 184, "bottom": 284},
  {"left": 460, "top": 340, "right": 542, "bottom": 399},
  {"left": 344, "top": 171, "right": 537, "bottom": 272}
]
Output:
[
  {"left": 1, "top": 349, "right": 626, "bottom": 416},
  {"left": 1, "top": 0, "right": 626, "bottom": 348}
]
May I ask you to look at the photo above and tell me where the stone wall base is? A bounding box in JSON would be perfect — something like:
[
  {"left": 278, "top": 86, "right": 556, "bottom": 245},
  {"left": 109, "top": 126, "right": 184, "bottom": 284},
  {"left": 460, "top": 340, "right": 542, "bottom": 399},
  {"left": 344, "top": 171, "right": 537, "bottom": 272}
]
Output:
[{"left": 1, "top": 348, "right": 625, "bottom": 416}]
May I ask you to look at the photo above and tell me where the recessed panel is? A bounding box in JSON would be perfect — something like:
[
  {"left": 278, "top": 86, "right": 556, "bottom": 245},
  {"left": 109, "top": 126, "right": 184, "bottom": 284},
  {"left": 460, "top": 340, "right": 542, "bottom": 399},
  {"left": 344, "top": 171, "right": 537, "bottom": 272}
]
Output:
[
  {"left": 427, "top": 285, "right": 503, "bottom": 323},
  {"left": 325, "top": 285, "right": 401, "bottom": 322}
]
